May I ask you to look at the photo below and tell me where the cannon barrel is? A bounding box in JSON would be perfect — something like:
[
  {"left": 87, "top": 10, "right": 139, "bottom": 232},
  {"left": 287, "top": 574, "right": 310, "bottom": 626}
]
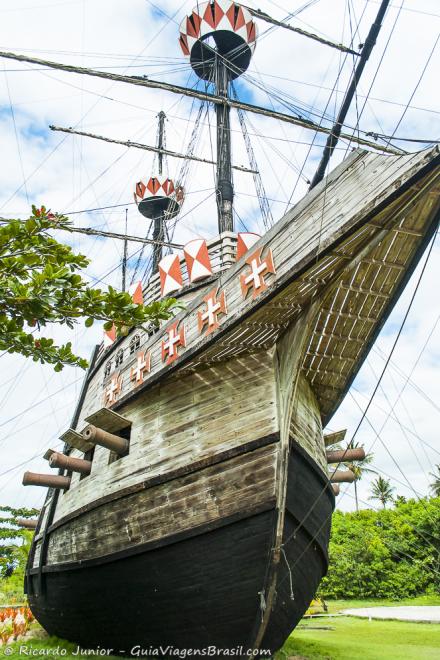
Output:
[
  {"left": 329, "top": 469, "right": 356, "bottom": 484},
  {"left": 326, "top": 447, "right": 365, "bottom": 464},
  {"left": 83, "top": 425, "right": 129, "bottom": 455},
  {"left": 49, "top": 452, "right": 92, "bottom": 475},
  {"left": 16, "top": 518, "right": 38, "bottom": 530},
  {"left": 22, "top": 472, "right": 71, "bottom": 489}
]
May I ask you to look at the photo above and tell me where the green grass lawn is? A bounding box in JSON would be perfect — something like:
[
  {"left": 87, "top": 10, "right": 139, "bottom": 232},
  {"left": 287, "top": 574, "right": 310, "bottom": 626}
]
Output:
[
  {"left": 278, "top": 616, "right": 440, "bottom": 660},
  {"left": 4, "top": 597, "right": 440, "bottom": 659},
  {"left": 276, "top": 596, "right": 440, "bottom": 660}
]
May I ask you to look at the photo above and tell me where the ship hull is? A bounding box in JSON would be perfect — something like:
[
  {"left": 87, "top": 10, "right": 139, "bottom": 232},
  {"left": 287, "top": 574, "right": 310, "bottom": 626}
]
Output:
[
  {"left": 25, "top": 148, "right": 440, "bottom": 655},
  {"left": 27, "top": 443, "right": 332, "bottom": 656}
]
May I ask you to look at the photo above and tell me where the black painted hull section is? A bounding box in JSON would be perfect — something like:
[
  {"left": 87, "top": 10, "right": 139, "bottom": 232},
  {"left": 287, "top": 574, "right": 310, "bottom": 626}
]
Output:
[
  {"left": 262, "top": 443, "right": 334, "bottom": 651},
  {"left": 27, "top": 445, "right": 333, "bottom": 655}
]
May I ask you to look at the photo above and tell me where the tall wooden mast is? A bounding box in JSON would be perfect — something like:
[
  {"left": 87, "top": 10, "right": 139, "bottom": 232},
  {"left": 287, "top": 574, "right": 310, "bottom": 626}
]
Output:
[
  {"left": 215, "top": 55, "right": 234, "bottom": 233},
  {"left": 153, "top": 110, "right": 166, "bottom": 271},
  {"left": 179, "top": 1, "right": 257, "bottom": 234},
  {"left": 310, "top": 0, "right": 391, "bottom": 189},
  {"left": 133, "top": 112, "right": 184, "bottom": 275}
]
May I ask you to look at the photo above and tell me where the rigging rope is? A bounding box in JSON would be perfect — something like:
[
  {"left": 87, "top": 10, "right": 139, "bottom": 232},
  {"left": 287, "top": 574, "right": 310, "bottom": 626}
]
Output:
[
  {"left": 231, "top": 83, "right": 273, "bottom": 231},
  {"left": 280, "top": 227, "right": 439, "bottom": 559}
]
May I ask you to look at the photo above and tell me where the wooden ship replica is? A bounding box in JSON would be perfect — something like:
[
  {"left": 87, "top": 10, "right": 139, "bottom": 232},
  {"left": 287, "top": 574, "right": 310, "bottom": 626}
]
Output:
[{"left": 8, "top": 0, "right": 439, "bottom": 655}]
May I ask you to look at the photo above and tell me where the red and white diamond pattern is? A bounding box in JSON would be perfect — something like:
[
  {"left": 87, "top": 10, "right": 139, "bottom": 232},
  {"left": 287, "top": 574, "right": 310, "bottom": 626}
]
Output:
[
  {"left": 158, "top": 254, "right": 183, "bottom": 297},
  {"left": 179, "top": 1, "right": 257, "bottom": 58},
  {"left": 236, "top": 232, "right": 261, "bottom": 261},
  {"left": 134, "top": 176, "right": 184, "bottom": 206},
  {"left": 103, "top": 324, "right": 117, "bottom": 349},
  {"left": 128, "top": 280, "right": 144, "bottom": 305},
  {"left": 184, "top": 239, "right": 213, "bottom": 283}
]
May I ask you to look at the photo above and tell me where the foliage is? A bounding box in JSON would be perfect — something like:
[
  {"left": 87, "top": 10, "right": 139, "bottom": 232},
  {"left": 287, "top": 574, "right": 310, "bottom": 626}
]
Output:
[
  {"left": 0, "top": 506, "right": 38, "bottom": 592},
  {"left": 369, "top": 476, "right": 395, "bottom": 508},
  {"left": 305, "top": 597, "right": 327, "bottom": 616},
  {"left": 278, "top": 609, "right": 440, "bottom": 660},
  {"left": 429, "top": 465, "right": 440, "bottom": 497},
  {"left": 0, "top": 207, "right": 179, "bottom": 370},
  {"left": 0, "top": 606, "right": 34, "bottom": 645},
  {"left": 344, "top": 441, "right": 375, "bottom": 481},
  {"left": 320, "top": 498, "right": 440, "bottom": 600},
  {"left": 331, "top": 441, "right": 376, "bottom": 512}
]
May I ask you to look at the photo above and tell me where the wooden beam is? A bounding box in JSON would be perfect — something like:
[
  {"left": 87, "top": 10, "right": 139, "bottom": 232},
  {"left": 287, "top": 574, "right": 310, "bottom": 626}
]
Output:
[
  {"left": 393, "top": 227, "right": 424, "bottom": 237},
  {"left": 361, "top": 258, "right": 405, "bottom": 270},
  {"left": 306, "top": 367, "right": 348, "bottom": 379},
  {"left": 321, "top": 309, "right": 378, "bottom": 323},
  {"left": 0, "top": 50, "right": 401, "bottom": 154},
  {"left": 60, "top": 428, "right": 94, "bottom": 453},
  {"left": 367, "top": 222, "right": 423, "bottom": 236},
  {"left": 307, "top": 350, "right": 356, "bottom": 363},
  {"left": 61, "top": 225, "right": 183, "bottom": 249},
  {"left": 84, "top": 408, "right": 131, "bottom": 434},
  {"left": 50, "top": 125, "right": 258, "bottom": 174},
  {"left": 311, "top": 331, "right": 364, "bottom": 344},
  {"left": 245, "top": 6, "right": 360, "bottom": 56},
  {"left": 339, "top": 283, "right": 389, "bottom": 300},
  {"left": 323, "top": 430, "right": 347, "bottom": 447}
]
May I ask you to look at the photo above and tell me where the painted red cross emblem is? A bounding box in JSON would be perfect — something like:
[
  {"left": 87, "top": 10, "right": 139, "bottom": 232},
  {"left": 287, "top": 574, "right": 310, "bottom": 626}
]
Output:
[
  {"left": 198, "top": 288, "right": 227, "bottom": 335},
  {"left": 103, "top": 372, "right": 123, "bottom": 406},
  {"left": 130, "top": 351, "right": 151, "bottom": 387},
  {"left": 240, "top": 247, "right": 276, "bottom": 299},
  {"left": 162, "top": 321, "right": 186, "bottom": 365}
]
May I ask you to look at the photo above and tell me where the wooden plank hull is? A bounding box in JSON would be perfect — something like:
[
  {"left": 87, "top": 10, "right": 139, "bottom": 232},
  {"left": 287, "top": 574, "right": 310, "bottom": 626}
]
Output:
[
  {"left": 27, "top": 442, "right": 333, "bottom": 655},
  {"left": 24, "top": 148, "right": 440, "bottom": 653}
]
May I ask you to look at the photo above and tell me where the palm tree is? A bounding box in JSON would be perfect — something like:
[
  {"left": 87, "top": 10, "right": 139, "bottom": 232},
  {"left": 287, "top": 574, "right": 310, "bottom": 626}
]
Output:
[
  {"left": 328, "top": 440, "right": 376, "bottom": 512},
  {"left": 369, "top": 476, "right": 395, "bottom": 509},
  {"left": 345, "top": 441, "right": 376, "bottom": 513},
  {"left": 429, "top": 465, "right": 440, "bottom": 497}
]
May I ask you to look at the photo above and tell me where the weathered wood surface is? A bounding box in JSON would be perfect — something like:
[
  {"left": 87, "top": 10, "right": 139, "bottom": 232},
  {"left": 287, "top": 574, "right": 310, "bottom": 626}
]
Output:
[
  {"left": 84, "top": 408, "right": 131, "bottom": 433},
  {"left": 303, "top": 173, "right": 440, "bottom": 420},
  {"left": 30, "top": 509, "right": 277, "bottom": 651},
  {"left": 290, "top": 373, "right": 326, "bottom": 472},
  {"left": 29, "top": 147, "right": 440, "bottom": 592},
  {"left": 27, "top": 441, "right": 332, "bottom": 656},
  {"left": 262, "top": 444, "right": 334, "bottom": 651},
  {"left": 252, "top": 304, "right": 323, "bottom": 649},
  {"left": 77, "top": 146, "right": 440, "bottom": 429},
  {"left": 54, "top": 350, "right": 278, "bottom": 522},
  {"left": 59, "top": 428, "right": 93, "bottom": 453},
  {"left": 323, "top": 429, "right": 347, "bottom": 447},
  {"left": 44, "top": 443, "right": 277, "bottom": 566}
]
